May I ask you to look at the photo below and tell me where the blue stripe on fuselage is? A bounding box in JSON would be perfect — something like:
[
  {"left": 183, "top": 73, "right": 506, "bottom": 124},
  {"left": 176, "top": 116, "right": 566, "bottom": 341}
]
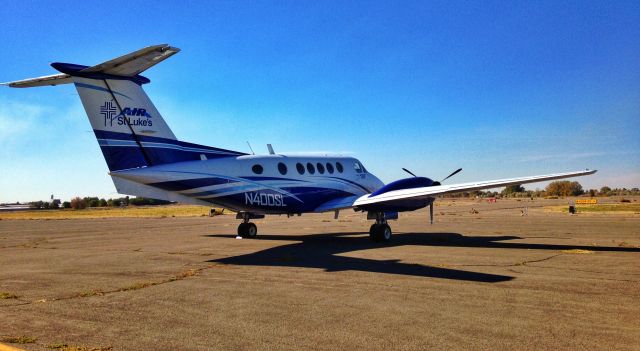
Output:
[
  {"left": 149, "top": 177, "right": 235, "bottom": 192},
  {"left": 93, "top": 130, "right": 246, "bottom": 170}
]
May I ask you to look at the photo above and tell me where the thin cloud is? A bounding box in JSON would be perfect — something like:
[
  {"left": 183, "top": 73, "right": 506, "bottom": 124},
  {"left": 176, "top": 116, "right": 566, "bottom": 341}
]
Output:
[
  {"left": 516, "top": 151, "right": 637, "bottom": 163},
  {"left": 0, "top": 100, "right": 50, "bottom": 142}
]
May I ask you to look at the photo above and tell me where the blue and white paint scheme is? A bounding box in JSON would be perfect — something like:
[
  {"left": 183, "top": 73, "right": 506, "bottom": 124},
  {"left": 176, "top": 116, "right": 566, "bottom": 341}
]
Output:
[{"left": 3, "top": 44, "right": 597, "bottom": 241}]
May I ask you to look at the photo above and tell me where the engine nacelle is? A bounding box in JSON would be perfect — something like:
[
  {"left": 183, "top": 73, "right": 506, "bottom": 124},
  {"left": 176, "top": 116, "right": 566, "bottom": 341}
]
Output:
[
  {"left": 358, "top": 176, "right": 437, "bottom": 212},
  {"left": 369, "top": 177, "right": 436, "bottom": 197}
]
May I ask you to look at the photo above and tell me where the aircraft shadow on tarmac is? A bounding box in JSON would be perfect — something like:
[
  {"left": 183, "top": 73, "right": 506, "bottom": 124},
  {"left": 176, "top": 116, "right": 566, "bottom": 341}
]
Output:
[{"left": 205, "top": 232, "right": 640, "bottom": 283}]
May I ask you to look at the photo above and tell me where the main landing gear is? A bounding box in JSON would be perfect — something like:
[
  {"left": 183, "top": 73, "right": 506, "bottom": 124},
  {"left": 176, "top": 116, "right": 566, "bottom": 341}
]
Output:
[
  {"left": 369, "top": 212, "right": 392, "bottom": 242},
  {"left": 236, "top": 212, "right": 264, "bottom": 238}
]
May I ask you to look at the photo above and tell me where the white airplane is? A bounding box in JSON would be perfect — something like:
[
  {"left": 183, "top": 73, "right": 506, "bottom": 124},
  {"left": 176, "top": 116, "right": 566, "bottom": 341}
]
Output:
[{"left": 3, "top": 44, "right": 596, "bottom": 241}]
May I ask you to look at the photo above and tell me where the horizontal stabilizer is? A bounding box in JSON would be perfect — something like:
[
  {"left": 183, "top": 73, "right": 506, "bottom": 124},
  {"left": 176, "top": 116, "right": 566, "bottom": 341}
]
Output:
[
  {"left": 2, "top": 44, "right": 180, "bottom": 88},
  {"left": 81, "top": 44, "right": 180, "bottom": 76},
  {"left": 2, "top": 73, "right": 72, "bottom": 88}
]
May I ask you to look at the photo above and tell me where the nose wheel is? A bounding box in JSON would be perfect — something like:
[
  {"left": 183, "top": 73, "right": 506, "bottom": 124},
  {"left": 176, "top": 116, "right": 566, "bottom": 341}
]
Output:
[
  {"left": 238, "top": 222, "right": 257, "bottom": 238},
  {"left": 236, "top": 212, "right": 262, "bottom": 238}
]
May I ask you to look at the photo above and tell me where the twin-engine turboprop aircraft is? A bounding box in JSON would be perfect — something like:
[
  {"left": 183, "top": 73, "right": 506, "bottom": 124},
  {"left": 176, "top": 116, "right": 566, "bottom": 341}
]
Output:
[{"left": 3, "top": 44, "right": 596, "bottom": 241}]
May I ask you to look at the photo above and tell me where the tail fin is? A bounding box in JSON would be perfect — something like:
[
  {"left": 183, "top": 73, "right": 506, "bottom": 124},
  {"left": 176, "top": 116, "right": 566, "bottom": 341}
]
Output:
[{"left": 3, "top": 44, "right": 244, "bottom": 171}]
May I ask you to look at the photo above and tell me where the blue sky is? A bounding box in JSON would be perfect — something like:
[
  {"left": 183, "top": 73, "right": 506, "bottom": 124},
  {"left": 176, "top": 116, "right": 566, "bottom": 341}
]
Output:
[{"left": 1, "top": 0, "right": 639, "bottom": 202}]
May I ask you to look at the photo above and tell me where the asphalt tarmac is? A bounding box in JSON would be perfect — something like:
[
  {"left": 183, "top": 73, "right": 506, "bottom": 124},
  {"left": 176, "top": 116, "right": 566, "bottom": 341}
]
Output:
[{"left": 1, "top": 199, "right": 639, "bottom": 350}]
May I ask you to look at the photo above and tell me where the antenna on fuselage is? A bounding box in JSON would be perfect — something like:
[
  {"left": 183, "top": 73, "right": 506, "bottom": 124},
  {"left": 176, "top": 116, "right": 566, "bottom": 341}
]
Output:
[
  {"left": 246, "top": 141, "right": 255, "bottom": 155},
  {"left": 267, "top": 144, "right": 275, "bottom": 155}
]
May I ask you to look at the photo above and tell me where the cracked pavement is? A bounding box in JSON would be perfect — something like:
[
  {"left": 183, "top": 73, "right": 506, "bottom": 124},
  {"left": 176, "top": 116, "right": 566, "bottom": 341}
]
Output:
[{"left": 1, "top": 198, "right": 639, "bottom": 350}]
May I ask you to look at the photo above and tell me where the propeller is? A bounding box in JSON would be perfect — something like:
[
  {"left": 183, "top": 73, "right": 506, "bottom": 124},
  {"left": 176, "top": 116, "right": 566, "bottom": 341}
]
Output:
[
  {"left": 402, "top": 168, "right": 417, "bottom": 177},
  {"left": 432, "top": 168, "right": 462, "bottom": 186},
  {"left": 441, "top": 168, "right": 462, "bottom": 183},
  {"left": 401, "top": 167, "right": 463, "bottom": 225},
  {"left": 430, "top": 168, "right": 462, "bottom": 224}
]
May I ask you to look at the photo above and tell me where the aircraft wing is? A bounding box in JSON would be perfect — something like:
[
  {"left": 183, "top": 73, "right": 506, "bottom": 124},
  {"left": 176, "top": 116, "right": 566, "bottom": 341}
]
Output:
[
  {"left": 353, "top": 169, "right": 596, "bottom": 208},
  {"left": 314, "top": 169, "right": 596, "bottom": 212}
]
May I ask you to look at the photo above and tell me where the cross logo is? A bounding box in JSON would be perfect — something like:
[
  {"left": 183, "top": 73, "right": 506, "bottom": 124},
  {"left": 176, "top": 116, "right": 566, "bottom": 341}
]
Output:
[{"left": 100, "top": 101, "right": 117, "bottom": 127}]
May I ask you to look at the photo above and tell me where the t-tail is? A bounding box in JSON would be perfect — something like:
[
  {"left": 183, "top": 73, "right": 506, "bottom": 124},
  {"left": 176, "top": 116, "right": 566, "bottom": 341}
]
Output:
[{"left": 3, "top": 44, "right": 244, "bottom": 171}]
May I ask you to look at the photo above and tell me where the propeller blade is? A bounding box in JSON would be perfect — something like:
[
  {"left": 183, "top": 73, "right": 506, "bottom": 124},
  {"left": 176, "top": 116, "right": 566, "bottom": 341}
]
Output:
[
  {"left": 441, "top": 168, "right": 462, "bottom": 182},
  {"left": 402, "top": 168, "right": 417, "bottom": 177}
]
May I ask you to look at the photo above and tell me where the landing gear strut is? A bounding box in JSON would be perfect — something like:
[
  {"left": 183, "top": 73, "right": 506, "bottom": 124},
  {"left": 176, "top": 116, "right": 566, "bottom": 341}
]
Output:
[
  {"left": 236, "top": 212, "right": 263, "bottom": 238},
  {"left": 369, "top": 212, "right": 392, "bottom": 242}
]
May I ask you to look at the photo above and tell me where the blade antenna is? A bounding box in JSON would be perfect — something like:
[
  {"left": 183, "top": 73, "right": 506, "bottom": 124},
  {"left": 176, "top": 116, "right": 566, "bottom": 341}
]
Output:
[{"left": 246, "top": 141, "right": 255, "bottom": 155}]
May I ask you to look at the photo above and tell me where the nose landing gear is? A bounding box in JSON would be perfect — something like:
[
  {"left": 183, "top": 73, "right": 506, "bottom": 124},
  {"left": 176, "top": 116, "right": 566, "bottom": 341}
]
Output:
[
  {"left": 238, "top": 222, "right": 257, "bottom": 238},
  {"left": 236, "top": 212, "right": 264, "bottom": 238}
]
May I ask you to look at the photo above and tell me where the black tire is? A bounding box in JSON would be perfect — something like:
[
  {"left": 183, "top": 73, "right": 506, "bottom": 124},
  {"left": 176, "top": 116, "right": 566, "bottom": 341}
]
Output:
[
  {"left": 369, "top": 224, "right": 380, "bottom": 242},
  {"left": 237, "top": 223, "right": 248, "bottom": 237},
  {"left": 245, "top": 223, "right": 258, "bottom": 238},
  {"left": 379, "top": 223, "right": 392, "bottom": 242}
]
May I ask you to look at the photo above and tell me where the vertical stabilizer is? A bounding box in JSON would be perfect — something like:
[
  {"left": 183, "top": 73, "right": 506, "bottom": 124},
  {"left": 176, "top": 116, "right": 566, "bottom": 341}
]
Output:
[{"left": 3, "top": 44, "right": 246, "bottom": 172}]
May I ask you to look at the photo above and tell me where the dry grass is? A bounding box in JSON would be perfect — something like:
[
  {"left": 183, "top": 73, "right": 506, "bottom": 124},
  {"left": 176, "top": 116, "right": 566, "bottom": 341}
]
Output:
[
  {"left": 546, "top": 203, "right": 640, "bottom": 214},
  {"left": 71, "top": 268, "right": 204, "bottom": 300},
  {"left": 0, "top": 205, "right": 220, "bottom": 220},
  {"left": 0, "top": 292, "right": 18, "bottom": 299},
  {"left": 1, "top": 335, "right": 37, "bottom": 344},
  {"left": 47, "top": 344, "right": 112, "bottom": 351}
]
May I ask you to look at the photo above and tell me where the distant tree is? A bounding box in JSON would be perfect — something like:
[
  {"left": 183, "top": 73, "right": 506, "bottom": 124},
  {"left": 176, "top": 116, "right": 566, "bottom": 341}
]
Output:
[
  {"left": 42, "top": 202, "right": 50, "bottom": 209},
  {"left": 502, "top": 184, "right": 525, "bottom": 196},
  {"left": 588, "top": 189, "right": 596, "bottom": 197},
  {"left": 62, "top": 201, "right": 71, "bottom": 209},
  {"left": 70, "top": 197, "right": 86, "bottom": 210},
  {"left": 29, "top": 201, "right": 44, "bottom": 209},
  {"left": 546, "top": 181, "right": 584, "bottom": 196},
  {"left": 599, "top": 186, "right": 611, "bottom": 196},
  {"left": 108, "top": 198, "right": 122, "bottom": 207},
  {"left": 49, "top": 201, "right": 59, "bottom": 209},
  {"left": 99, "top": 198, "right": 108, "bottom": 207},
  {"left": 83, "top": 197, "right": 100, "bottom": 207}
]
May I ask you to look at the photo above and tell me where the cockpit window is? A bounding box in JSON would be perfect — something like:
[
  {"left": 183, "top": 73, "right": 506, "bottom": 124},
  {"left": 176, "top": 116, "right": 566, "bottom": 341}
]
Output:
[
  {"left": 306, "top": 162, "right": 316, "bottom": 174},
  {"left": 316, "top": 162, "right": 325, "bottom": 174},
  {"left": 354, "top": 162, "right": 362, "bottom": 173},
  {"left": 326, "top": 163, "right": 334, "bottom": 174}
]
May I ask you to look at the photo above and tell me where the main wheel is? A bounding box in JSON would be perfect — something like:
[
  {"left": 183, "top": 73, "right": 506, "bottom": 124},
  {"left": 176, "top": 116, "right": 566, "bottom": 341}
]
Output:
[
  {"left": 369, "top": 224, "right": 381, "bottom": 242},
  {"left": 237, "top": 223, "right": 248, "bottom": 237},
  {"left": 379, "top": 223, "right": 392, "bottom": 242},
  {"left": 245, "top": 222, "right": 257, "bottom": 238},
  {"left": 369, "top": 223, "right": 392, "bottom": 242}
]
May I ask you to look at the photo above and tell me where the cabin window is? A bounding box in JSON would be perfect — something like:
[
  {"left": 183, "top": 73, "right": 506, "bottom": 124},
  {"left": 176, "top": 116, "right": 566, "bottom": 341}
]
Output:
[
  {"left": 296, "top": 163, "right": 305, "bottom": 175},
  {"left": 316, "top": 162, "right": 325, "bottom": 174},
  {"left": 354, "top": 162, "right": 362, "bottom": 173},
  {"left": 307, "top": 162, "right": 316, "bottom": 174},
  {"left": 252, "top": 164, "right": 264, "bottom": 174},
  {"left": 278, "top": 162, "right": 287, "bottom": 175},
  {"left": 326, "top": 163, "right": 334, "bottom": 174},
  {"left": 336, "top": 162, "right": 344, "bottom": 173}
]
